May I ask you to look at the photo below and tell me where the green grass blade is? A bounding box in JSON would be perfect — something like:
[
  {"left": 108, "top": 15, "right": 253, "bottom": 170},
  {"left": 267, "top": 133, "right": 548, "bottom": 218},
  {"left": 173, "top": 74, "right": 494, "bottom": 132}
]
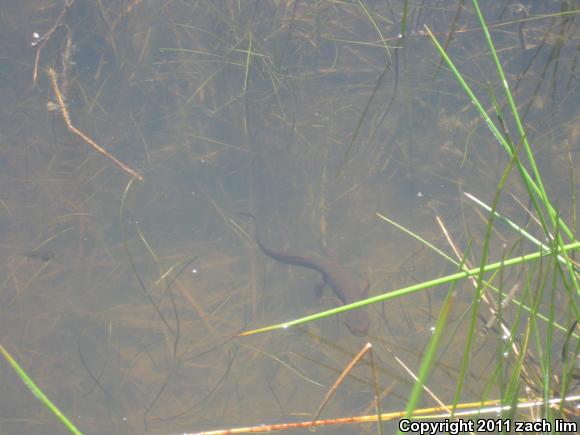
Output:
[
  {"left": 378, "top": 209, "right": 577, "bottom": 336},
  {"left": 470, "top": 0, "right": 580, "bottom": 305},
  {"left": 239, "top": 241, "right": 580, "bottom": 336},
  {"left": 425, "top": 6, "right": 580, "bottom": 310},
  {"left": 471, "top": 0, "right": 550, "bottom": 225},
  {"left": 399, "top": 274, "right": 459, "bottom": 434},
  {"left": 464, "top": 193, "right": 574, "bottom": 267},
  {"left": 422, "top": 25, "right": 574, "bottom": 243},
  {"left": 0, "top": 344, "right": 83, "bottom": 435}
]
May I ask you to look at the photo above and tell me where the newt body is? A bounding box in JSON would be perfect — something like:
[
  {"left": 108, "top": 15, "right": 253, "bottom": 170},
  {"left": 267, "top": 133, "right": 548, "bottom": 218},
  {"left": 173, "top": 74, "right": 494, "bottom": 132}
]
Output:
[{"left": 239, "top": 213, "right": 370, "bottom": 334}]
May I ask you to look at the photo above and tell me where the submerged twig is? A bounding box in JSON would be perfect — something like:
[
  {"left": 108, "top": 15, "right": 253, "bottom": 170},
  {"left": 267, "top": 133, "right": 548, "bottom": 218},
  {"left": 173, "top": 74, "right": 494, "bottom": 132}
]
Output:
[
  {"left": 311, "top": 342, "right": 372, "bottom": 426},
  {"left": 47, "top": 67, "right": 144, "bottom": 181},
  {"left": 189, "top": 395, "right": 580, "bottom": 435}
]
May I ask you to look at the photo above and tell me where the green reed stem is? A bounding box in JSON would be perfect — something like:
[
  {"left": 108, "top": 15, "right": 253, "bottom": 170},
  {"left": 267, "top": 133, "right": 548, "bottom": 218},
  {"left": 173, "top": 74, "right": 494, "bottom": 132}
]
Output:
[
  {"left": 0, "top": 344, "right": 83, "bottom": 435},
  {"left": 239, "top": 241, "right": 580, "bottom": 335}
]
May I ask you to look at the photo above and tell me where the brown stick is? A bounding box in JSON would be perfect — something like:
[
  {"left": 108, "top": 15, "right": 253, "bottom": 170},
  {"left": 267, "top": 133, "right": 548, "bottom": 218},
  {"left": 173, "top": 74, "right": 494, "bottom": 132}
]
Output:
[
  {"left": 311, "top": 342, "right": 372, "bottom": 426},
  {"left": 188, "top": 395, "right": 580, "bottom": 434},
  {"left": 47, "top": 67, "right": 144, "bottom": 181}
]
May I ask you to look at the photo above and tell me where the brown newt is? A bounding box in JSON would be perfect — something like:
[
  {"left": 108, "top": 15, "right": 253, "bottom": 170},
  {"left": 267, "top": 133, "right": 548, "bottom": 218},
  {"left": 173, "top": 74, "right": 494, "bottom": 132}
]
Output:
[{"left": 239, "top": 212, "right": 370, "bottom": 335}]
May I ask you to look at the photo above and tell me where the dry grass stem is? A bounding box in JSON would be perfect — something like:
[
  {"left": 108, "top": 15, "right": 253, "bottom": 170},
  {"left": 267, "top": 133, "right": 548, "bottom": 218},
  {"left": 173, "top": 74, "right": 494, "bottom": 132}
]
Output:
[{"left": 47, "top": 67, "right": 144, "bottom": 181}]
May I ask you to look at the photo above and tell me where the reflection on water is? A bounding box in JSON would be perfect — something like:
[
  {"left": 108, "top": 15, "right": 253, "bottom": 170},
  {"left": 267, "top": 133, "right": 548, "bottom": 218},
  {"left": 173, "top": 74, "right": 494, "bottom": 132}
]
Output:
[{"left": 0, "top": 1, "right": 578, "bottom": 433}]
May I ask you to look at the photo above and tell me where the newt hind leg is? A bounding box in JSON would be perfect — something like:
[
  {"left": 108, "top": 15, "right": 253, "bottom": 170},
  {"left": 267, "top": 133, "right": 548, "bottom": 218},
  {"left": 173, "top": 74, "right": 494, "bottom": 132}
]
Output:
[{"left": 313, "top": 278, "right": 327, "bottom": 297}]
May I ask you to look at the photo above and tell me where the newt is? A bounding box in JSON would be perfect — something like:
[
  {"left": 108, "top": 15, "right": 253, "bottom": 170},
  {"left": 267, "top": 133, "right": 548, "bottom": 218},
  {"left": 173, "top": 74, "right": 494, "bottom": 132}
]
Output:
[{"left": 239, "top": 212, "right": 370, "bottom": 335}]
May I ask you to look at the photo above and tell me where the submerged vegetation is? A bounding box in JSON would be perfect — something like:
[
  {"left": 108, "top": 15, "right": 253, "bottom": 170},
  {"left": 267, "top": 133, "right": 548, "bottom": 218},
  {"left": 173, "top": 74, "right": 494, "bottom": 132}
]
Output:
[{"left": 0, "top": 0, "right": 578, "bottom": 433}]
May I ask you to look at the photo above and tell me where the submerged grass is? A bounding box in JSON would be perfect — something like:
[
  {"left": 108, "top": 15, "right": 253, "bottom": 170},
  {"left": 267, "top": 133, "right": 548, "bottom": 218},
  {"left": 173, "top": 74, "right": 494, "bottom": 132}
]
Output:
[
  {"left": 411, "top": 0, "right": 579, "bottom": 428},
  {"left": 2, "top": 1, "right": 578, "bottom": 433},
  {"left": 239, "top": 240, "right": 580, "bottom": 335},
  {"left": 239, "top": 0, "right": 579, "bottom": 431}
]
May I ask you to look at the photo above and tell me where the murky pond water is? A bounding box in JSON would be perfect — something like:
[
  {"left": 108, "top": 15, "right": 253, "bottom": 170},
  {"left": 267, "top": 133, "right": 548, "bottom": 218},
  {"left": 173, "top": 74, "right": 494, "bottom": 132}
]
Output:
[{"left": 0, "top": 1, "right": 578, "bottom": 434}]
